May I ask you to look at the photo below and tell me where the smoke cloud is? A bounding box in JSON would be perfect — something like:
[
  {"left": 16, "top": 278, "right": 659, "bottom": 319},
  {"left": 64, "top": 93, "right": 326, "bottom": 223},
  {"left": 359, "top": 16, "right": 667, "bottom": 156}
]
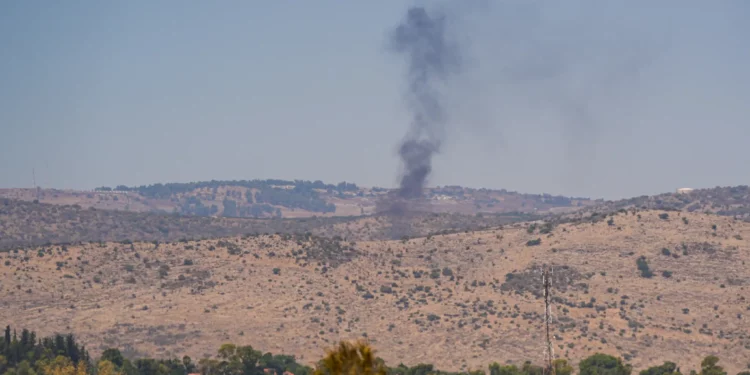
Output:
[
  {"left": 382, "top": 1, "right": 749, "bottom": 204},
  {"left": 384, "top": 6, "right": 462, "bottom": 213}
]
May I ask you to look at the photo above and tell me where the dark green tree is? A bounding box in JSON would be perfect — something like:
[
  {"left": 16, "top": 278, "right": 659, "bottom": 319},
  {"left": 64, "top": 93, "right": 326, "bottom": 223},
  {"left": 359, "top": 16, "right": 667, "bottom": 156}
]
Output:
[
  {"left": 636, "top": 256, "right": 654, "bottom": 278},
  {"left": 579, "top": 353, "right": 632, "bottom": 375},
  {"left": 182, "top": 356, "right": 196, "bottom": 374},
  {"left": 489, "top": 363, "right": 519, "bottom": 375},
  {"left": 552, "top": 359, "right": 574, "bottom": 375},
  {"left": 222, "top": 199, "right": 238, "bottom": 218},
  {"left": 101, "top": 348, "right": 125, "bottom": 368},
  {"left": 390, "top": 363, "right": 435, "bottom": 375},
  {"left": 699, "top": 356, "right": 725, "bottom": 375},
  {"left": 640, "top": 362, "right": 681, "bottom": 375}
]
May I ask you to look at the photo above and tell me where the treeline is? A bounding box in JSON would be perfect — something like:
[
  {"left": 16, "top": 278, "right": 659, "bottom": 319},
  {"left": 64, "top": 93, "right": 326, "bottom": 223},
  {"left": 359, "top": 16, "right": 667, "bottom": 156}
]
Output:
[
  {"left": 429, "top": 187, "right": 586, "bottom": 207},
  {"left": 181, "top": 197, "right": 219, "bottom": 217},
  {"left": 251, "top": 189, "right": 334, "bottom": 214},
  {"left": 97, "top": 180, "right": 359, "bottom": 199},
  {"left": 0, "top": 326, "right": 91, "bottom": 375},
  {"left": 2, "top": 327, "right": 747, "bottom": 375},
  {"left": 0, "top": 199, "right": 357, "bottom": 251},
  {"left": 594, "top": 185, "right": 750, "bottom": 221},
  {"left": 95, "top": 179, "right": 353, "bottom": 214}
]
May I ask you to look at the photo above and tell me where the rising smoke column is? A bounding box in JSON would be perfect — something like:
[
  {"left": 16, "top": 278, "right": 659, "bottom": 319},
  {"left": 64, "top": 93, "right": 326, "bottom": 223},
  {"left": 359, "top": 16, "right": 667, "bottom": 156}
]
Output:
[{"left": 389, "top": 6, "right": 462, "bottom": 203}]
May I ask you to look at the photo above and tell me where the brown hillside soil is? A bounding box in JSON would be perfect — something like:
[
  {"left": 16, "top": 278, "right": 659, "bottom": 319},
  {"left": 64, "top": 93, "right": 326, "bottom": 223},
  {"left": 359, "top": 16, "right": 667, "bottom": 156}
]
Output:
[{"left": 1, "top": 210, "right": 748, "bottom": 372}]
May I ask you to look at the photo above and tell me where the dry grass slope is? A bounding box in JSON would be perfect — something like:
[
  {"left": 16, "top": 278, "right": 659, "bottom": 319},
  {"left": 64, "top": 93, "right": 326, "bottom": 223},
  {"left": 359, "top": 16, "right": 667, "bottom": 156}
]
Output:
[
  {"left": 0, "top": 199, "right": 531, "bottom": 250},
  {"left": 571, "top": 185, "right": 750, "bottom": 221},
  {"left": 0, "top": 199, "right": 351, "bottom": 250},
  {"left": 1, "top": 210, "right": 748, "bottom": 373}
]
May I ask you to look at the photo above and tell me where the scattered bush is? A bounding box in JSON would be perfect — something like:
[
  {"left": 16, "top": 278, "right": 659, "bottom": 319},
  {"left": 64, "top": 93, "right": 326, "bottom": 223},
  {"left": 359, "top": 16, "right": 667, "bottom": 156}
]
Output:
[
  {"left": 158, "top": 265, "right": 170, "bottom": 278},
  {"left": 579, "top": 353, "right": 631, "bottom": 375},
  {"left": 636, "top": 256, "right": 653, "bottom": 278}
]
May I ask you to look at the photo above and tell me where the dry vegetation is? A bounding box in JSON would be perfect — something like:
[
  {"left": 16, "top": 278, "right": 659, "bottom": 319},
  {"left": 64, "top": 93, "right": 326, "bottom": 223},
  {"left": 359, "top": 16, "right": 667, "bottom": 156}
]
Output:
[
  {"left": 567, "top": 186, "right": 750, "bottom": 221},
  {"left": 0, "top": 199, "right": 531, "bottom": 251},
  {"left": 0, "top": 182, "right": 592, "bottom": 220},
  {"left": 0, "top": 199, "right": 343, "bottom": 250},
  {"left": 2, "top": 210, "right": 748, "bottom": 373}
]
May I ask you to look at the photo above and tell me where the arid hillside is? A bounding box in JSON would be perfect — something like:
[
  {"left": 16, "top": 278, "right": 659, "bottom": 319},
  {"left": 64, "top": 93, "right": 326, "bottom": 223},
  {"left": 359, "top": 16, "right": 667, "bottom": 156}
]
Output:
[
  {"left": 572, "top": 185, "right": 750, "bottom": 221},
  {"left": 0, "top": 198, "right": 345, "bottom": 250},
  {"left": 0, "top": 198, "right": 531, "bottom": 250},
  {"left": 0, "top": 179, "right": 593, "bottom": 219},
  {"left": 1, "top": 210, "right": 748, "bottom": 373}
]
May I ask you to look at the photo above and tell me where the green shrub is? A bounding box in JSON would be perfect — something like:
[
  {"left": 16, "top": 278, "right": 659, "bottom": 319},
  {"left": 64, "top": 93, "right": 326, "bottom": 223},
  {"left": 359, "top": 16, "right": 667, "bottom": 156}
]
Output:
[
  {"left": 636, "top": 256, "right": 653, "bottom": 278},
  {"left": 579, "top": 353, "right": 632, "bottom": 375},
  {"left": 639, "top": 361, "right": 680, "bottom": 375}
]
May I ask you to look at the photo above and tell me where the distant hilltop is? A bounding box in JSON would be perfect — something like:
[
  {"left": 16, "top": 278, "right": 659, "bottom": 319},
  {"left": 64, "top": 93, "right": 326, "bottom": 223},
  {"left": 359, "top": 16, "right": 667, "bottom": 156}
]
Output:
[
  {"left": 88, "top": 189, "right": 130, "bottom": 194},
  {"left": 3, "top": 181, "right": 749, "bottom": 221},
  {"left": 566, "top": 185, "right": 750, "bottom": 222},
  {"left": 0, "top": 179, "right": 594, "bottom": 219}
]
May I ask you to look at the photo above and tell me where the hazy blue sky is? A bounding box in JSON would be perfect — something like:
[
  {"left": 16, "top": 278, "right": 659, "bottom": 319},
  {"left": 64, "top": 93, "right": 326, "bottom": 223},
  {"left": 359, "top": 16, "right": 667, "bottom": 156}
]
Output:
[{"left": 2, "top": 1, "right": 749, "bottom": 199}]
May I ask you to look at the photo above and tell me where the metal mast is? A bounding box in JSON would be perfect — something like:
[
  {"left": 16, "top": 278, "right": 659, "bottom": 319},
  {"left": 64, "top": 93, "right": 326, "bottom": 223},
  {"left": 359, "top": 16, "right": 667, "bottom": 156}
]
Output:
[{"left": 543, "top": 265, "right": 555, "bottom": 375}]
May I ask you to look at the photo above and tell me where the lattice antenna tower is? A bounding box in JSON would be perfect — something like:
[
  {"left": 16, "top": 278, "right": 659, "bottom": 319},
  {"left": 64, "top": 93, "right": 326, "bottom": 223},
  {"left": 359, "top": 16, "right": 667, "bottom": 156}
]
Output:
[
  {"left": 542, "top": 264, "right": 555, "bottom": 375},
  {"left": 32, "top": 168, "right": 41, "bottom": 200}
]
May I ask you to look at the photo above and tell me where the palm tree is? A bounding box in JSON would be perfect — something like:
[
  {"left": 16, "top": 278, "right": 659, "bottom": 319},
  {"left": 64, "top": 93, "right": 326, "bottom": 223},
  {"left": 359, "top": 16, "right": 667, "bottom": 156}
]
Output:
[{"left": 313, "top": 341, "right": 386, "bottom": 375}]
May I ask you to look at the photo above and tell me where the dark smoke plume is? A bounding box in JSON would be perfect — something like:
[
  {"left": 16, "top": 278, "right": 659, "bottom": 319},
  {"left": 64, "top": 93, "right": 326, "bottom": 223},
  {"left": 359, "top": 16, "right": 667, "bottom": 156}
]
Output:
[{"left": 384, "top": 6, "right": 462, "bottom": 213}]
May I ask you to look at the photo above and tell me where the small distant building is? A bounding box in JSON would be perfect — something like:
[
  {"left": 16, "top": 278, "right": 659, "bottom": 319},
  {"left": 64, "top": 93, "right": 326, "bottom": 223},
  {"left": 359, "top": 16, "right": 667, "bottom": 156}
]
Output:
[{"left": 676, "top": 188, "right": 694, "bottom": 194}]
